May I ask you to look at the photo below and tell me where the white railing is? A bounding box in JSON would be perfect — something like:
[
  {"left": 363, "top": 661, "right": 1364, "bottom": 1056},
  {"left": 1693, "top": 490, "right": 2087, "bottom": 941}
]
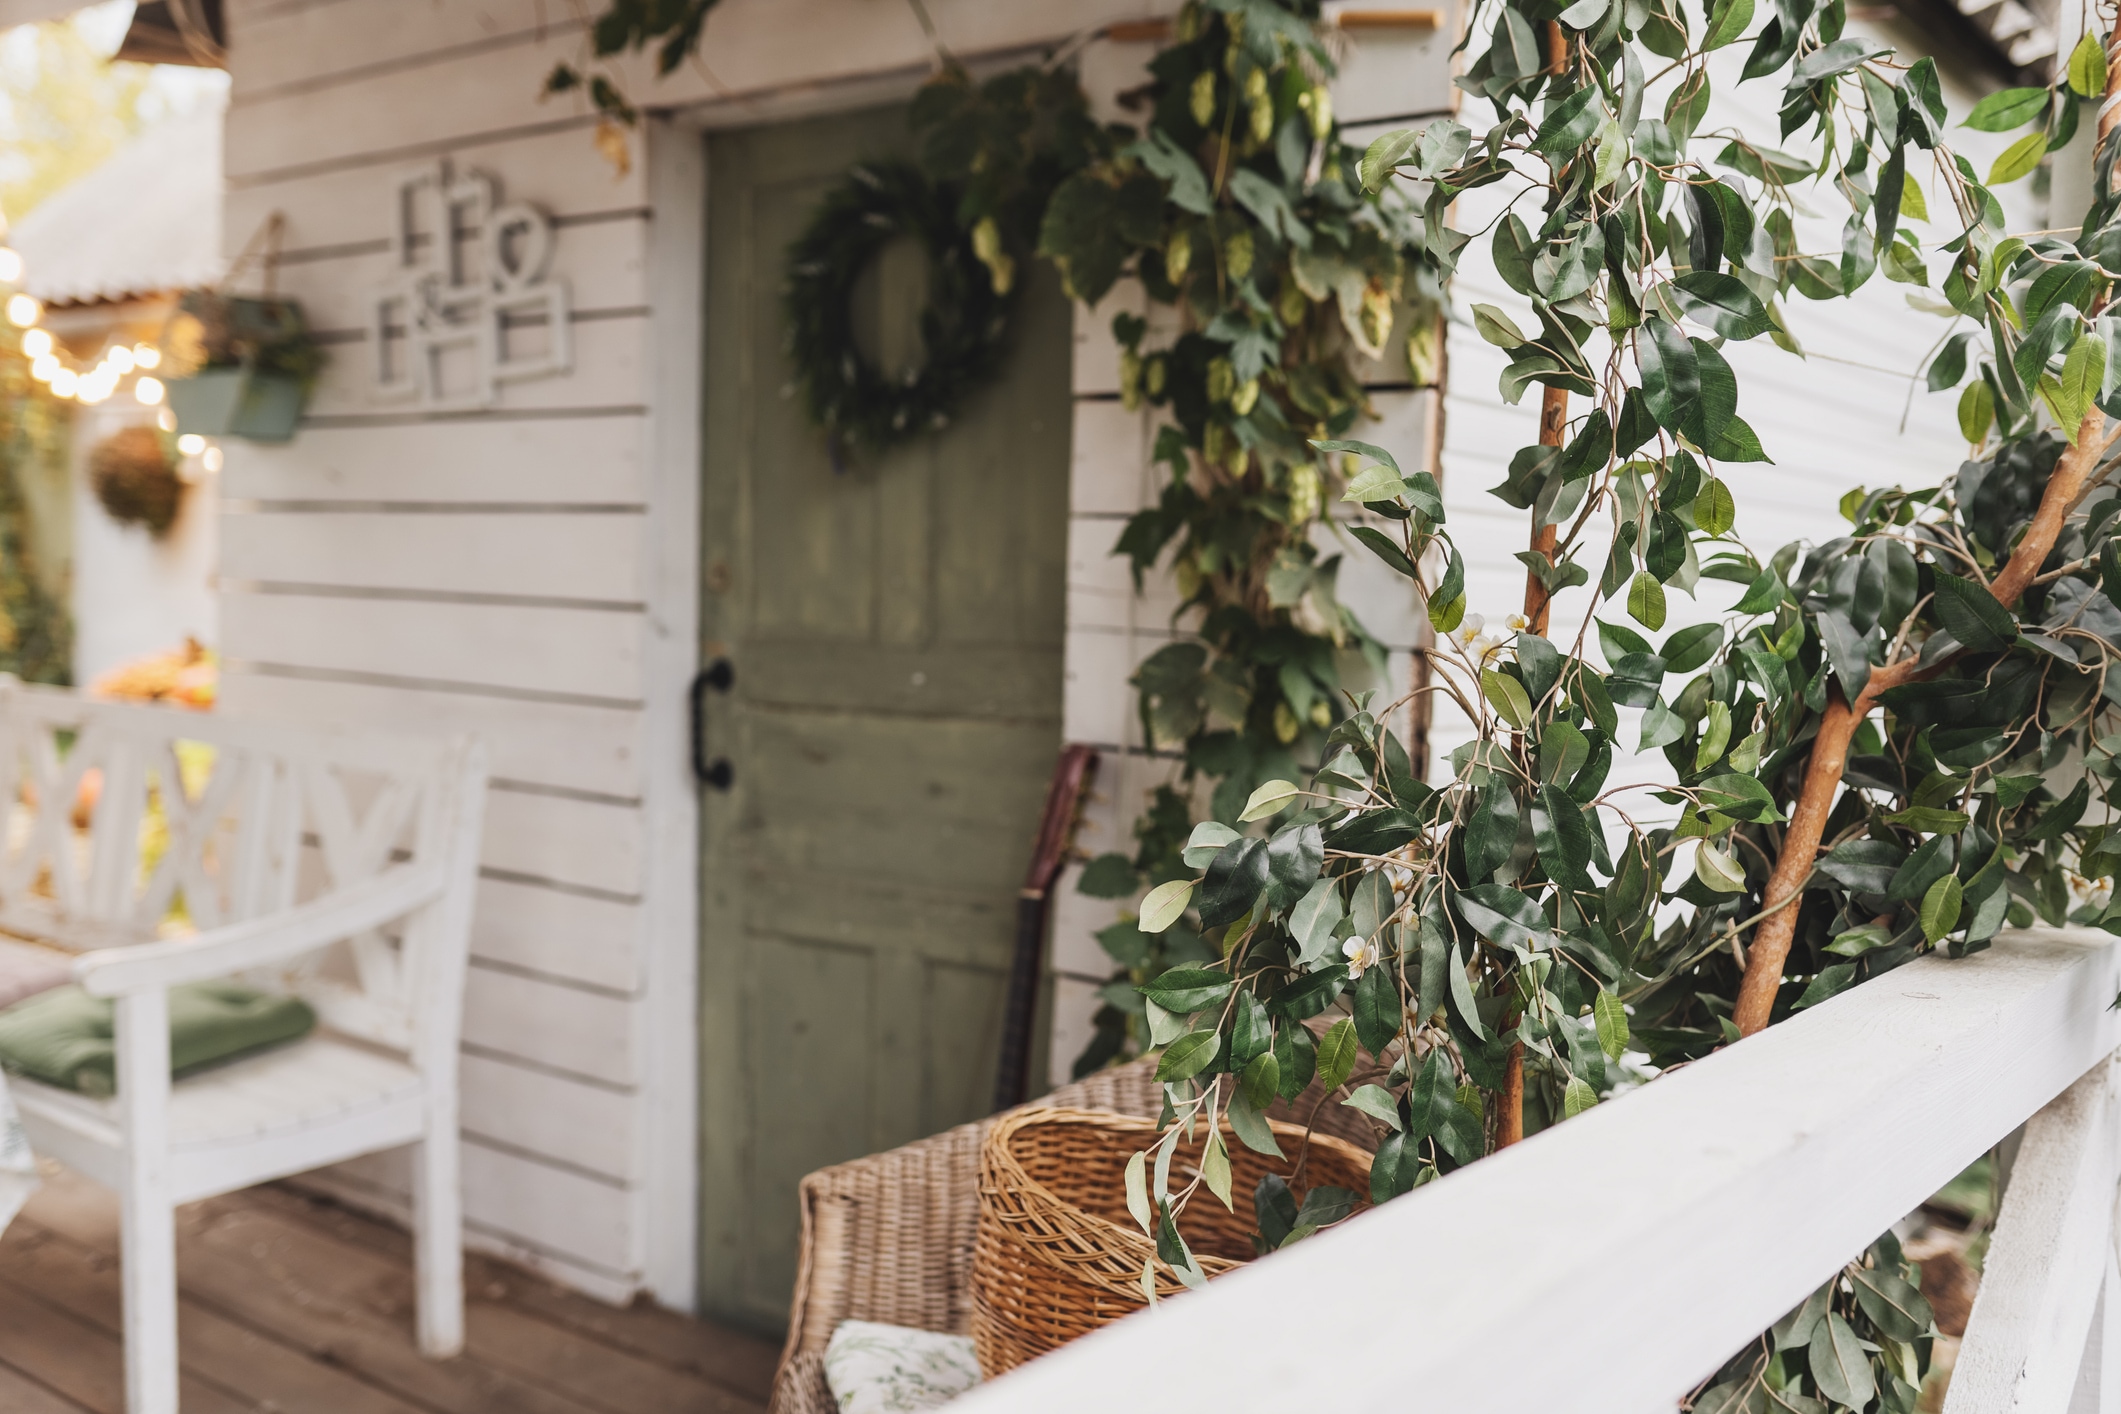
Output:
[{"left": 950, "top": 928, "right": 2121, "bottom": 1414}]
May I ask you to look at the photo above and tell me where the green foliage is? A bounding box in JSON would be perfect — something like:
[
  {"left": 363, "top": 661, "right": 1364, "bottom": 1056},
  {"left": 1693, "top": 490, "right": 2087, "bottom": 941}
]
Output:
[
  {"left": 543, "top": 0, "right": 726, "bottom": 120},
  {"left": 0, "top": 338, "right": 71, "bottom": 686}
]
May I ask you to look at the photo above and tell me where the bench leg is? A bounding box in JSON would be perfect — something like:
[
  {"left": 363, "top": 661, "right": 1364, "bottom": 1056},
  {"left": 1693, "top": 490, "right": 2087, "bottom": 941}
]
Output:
[
  {"left": 119, "top": 1178, "right": 178, "bottom": 1414},
  {"left": 411, "top": 1101, "right": 464, "bottom": 1357}
]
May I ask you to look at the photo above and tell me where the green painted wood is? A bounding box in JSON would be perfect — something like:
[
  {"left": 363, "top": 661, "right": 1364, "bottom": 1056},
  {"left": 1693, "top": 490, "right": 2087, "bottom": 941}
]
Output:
[{"left": 697, "top": 105, "right": 1071, "bottom": 1332}]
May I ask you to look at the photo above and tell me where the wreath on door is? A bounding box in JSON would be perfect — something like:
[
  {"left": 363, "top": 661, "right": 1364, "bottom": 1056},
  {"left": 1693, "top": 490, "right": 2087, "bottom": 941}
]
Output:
[{"left": 783, "top": 158, "right": 1014, "bottom": 461}]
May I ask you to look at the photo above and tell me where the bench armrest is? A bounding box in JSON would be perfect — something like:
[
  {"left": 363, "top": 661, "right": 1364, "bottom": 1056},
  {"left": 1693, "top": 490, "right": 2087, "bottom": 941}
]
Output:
[{"left": 73, "top": 862, "right": 450, "bottom": 998}]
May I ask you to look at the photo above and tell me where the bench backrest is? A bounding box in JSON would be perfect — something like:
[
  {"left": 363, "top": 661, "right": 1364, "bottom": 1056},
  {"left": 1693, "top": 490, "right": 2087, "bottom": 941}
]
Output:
[{"left": 0, "top": 682, "right": 484, "bottom": 1062}]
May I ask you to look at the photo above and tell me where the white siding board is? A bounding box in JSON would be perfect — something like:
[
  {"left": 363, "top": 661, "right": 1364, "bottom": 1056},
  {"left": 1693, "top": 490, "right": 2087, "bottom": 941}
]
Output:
[
  {"left": 307, "top": 1139, "right": 639, "bottom": 1284},
  {"left": 472, "top": 875, "right": 642, "bottom": 993},
  {"left": 301, "top": 314, "right": 645, "bottom": 421},
  {"left": 463, "top": 964, "right": 638, "bottom": 1087},
  {"left": 221, "top": 510, "right": 647, "bottom": 604},
  {"left": 460, "top": 1051, "right": 639, "bottom": 1185},
  {"left": 216, "top": 670, "right": 644, "bottom": 799},
  {"left": 220, "top": 592, "right": 644, "bottom": 702},
  {"left": 268, "top": 216, "right": 649, "bottom": 336},
  {"left": 228, "top": 1, "right": 580, "bottom": 98},
  {"left": 219, "top": 418, "right": 647, "bottom": 507},
  {"left": 479, "top": 790, "right": 643, "bottom": 900},
  {"left": 226, "top": 123, "right": 644, "bottom": 232}
]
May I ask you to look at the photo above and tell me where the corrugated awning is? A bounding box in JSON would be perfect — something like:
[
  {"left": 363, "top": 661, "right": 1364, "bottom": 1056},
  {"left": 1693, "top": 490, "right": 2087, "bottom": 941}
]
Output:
[{"left": 11, "top": 105, "right": 223, "bottom": 307}]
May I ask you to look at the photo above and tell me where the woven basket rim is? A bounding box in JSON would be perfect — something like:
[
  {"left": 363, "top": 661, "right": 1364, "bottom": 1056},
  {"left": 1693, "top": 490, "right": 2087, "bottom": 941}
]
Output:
[{"left": 978, "top": 1104, "right": 1374, "bottom": 1286}]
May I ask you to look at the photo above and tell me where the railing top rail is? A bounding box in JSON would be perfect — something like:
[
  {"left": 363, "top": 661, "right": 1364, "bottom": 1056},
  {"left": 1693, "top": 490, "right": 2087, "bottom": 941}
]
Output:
[{"left": 953, "top": 928, "right": 2121, "bottom": 1414}]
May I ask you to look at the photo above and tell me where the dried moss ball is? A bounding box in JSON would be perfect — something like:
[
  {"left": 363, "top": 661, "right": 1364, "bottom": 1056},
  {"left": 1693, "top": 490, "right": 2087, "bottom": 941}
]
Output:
[{"left": 89, "top": 425, "right": 183, "bottom": 536}]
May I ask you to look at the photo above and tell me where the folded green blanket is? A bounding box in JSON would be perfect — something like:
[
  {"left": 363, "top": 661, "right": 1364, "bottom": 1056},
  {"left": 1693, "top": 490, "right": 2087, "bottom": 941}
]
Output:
[{"left": 0, "top": 982, "right": 316, "bottom": 1097}]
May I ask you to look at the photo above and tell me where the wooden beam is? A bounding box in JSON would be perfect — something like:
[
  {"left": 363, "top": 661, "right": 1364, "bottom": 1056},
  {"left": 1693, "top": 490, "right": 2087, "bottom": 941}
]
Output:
[
  {"left": 949, "top": 929, "right": 2121, "bottom": 1414},
  {"left": 1948, "top": 1057, "right": 2121, "bottom": 1412},
  {"left": 1335, "top": 9, "right": 1444, "bottom": 31}
]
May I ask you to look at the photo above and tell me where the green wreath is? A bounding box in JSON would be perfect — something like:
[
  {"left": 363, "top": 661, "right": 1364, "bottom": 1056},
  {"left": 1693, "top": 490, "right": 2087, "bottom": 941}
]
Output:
[{"left": 784, "top": 158, "right": 1013, "bottom": 460}]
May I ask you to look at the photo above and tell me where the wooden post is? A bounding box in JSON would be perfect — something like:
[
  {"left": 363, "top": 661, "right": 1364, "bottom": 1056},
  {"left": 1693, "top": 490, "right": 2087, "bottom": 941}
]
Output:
[{"left": 1498, "top": 384, "right": 1570, "bottom": 1149}]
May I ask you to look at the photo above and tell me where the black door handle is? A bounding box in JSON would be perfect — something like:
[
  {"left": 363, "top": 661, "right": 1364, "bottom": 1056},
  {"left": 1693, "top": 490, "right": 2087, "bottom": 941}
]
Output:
[{"left": 690, "top": 660, "right": 735, "bottom": 786}]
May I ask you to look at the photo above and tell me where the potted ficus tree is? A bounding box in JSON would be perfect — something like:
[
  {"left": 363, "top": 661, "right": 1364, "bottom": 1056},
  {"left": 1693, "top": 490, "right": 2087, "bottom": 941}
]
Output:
[
  {"left": 1060, "top": 3, "right": 2119, "bottom": 1409},
  {"left": 163, "top": 288, "right": 323, "bottom": 443}
]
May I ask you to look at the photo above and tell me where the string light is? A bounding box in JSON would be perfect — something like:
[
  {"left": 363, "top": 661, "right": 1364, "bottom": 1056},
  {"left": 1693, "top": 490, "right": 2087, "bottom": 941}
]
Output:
[
  {"left": 1, "top": 250, "right": 175, "bottom": 408},
  {"left": 6, "top": 294, "right": 39, "bottom": 328},
  {"left": 177, "top": 433, "right": 205, "bottom": 455},
  {"left": 133, "top": 376, "right": 164, "bottom": 406},
  {"left": 201, "top": 446, "right": 222, "bottom": 473},
  {"left": 28, "top": 356, "right": 54, "bottom": 383},
  {"left": 132, "top": 343, "right": 160, "bottom": 370},
  {"left": 20, "top": 329, "right": 49, "bottom": 360},
  {"left": 0, "top": 250, "right": 21, "bottom": 284},
  {"left": 48, "top": 370, "right": 76, "bottom": 397}
]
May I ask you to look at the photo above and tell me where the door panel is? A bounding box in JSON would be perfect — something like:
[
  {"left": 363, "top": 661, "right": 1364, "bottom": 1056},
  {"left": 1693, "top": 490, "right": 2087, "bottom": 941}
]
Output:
[{"left": 698, "top": 105, "right": 1071, "bottom": 1330}]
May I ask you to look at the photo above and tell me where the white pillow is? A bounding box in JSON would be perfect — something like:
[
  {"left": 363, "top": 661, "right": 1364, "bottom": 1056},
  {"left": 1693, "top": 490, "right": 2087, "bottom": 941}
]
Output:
[{"left": 824, "top": 1319, "right": 981, "bottom": 1413}]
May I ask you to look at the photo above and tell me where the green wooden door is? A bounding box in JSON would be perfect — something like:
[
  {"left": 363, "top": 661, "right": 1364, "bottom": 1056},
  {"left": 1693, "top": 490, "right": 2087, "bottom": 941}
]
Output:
[{"left": 697, "top": 106, "right": 1072, "bottom": 1331}]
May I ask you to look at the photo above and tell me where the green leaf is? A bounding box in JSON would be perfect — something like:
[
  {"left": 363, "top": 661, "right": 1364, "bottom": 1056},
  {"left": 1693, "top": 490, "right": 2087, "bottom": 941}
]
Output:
[
  {"left": 1533, "top": 85, "right": 1605, "bottom": 155},
  {"left": 1562, "top": 1076, "right": 1598, "bottom": 1118},
  {"left": 1342, "top": 463, "right": 1410, "bottom": 505},
  {"left": 1958, "top": 378, "right": 1995, "bottom": 444},
  {"left": 1902, "top": 169, "right": 1929, "bottom": 222},
  {"left": 1794, "top": 962, "right": 1859, "bottom": 1010},
  {"left": 1315, "top": 1017, "right": 1359, "bottom": 1092},
  {"left": 1702, "top": 0, "right": 1752, "bottom": 50},
  {"left": 1932, "top": 571, "right": 2019, "bottom": 652},
  {"left": 1446, "top": 942, "right": 1487, "bottom": 1039},
  {"left": 1240, "top": 1050, "right": 1279, "bottom": 1111},
  {"left": 1965, "top": 85, "right": 2052, "bottom": 132},
  {"left": 1809, "top": 1312, "right": 1878, "bottom": 1409},
  {"left": 1533, "top": 783, "right": 1596, "bottom": 892},
  {"left": 1342, "top": 1083, "right": 1404, "bottom": 1131},
  {"left": 1988, "top": 131, "right": 2049, "bottom": 184},
  {"left": 1472, "top": 303, "right": 1528, "bottom": 347},
  {"left": 1885, "top": 806, "right": 1970, "bottom": 834},
  {"left": 1289, "top": 876, "right": 1344, "bottom": 965},
  {"left": 1155, "top": 1029, "right": 1221, "bottom": 1081},
  {"left": 2057, "top": 331, "right": 2106, "bottom": 428},
  {"left": 1353, "top": 963, "right": 1400, "bottom": 1054},
  {"left": 2070, "top": 29, "right": 2109, "bottom": 98},
  {"left": 1201, "top": 1129, "right": 1233, "bottom": 1210},
  {"left": 1852, "top": 1265, "right": 1935, "bottom": 1342},
  {"left": 1662, "top": 623, "right": 1726, "bottom": 674},
  {"left": 1694, "top": 840, "right": 1747, "bottom": 893},
  {"left": 1225, "top": 1086, "right": 1284, "bottom": 1157},
  {"left": 1077, "top": 852, "right": 1138, "bottom": 898},
  {"left": 1694, "top": 478, "right": 1735, "bottom": 536},
  {"left": 1482, "top": 669, "right": 1534, "bottom": 729},
  {"left": 1369, "top": 1131, "right": 1421, "bottom": 1203},
  {"left": 1672, "top": 272, "right": 1772, "bottom": 340},
  {"left": 1124, "top": 1149, "right": 1153, "bottom": 1234},
  {"left": 1699, "top": 772, "right": 1782, "bottom": 823},
  {"left": 1593, "top": 989, "right": 1629, "bottom": 1060},
  {"left": 1141, "top": 966, "right": 1234, "bottom": 1014},
  {"left": 1922, "top": 872, "right": 1965, "bottom": 942},
  {"left": 1627, "top": 571, "right": 1668, "bottom": 630},
  {"left": 1353, "top": 525, "right": 1421, "bottom": 582},
  {"left": 1239, "top": 779, "right": 1301, "bottom": 822},
  {"left": 1182, "top": 822, "right": 1241, "bottom": 868},
  {"left": 1139, "top": 878, "right": 1196, "bottom": 933}
]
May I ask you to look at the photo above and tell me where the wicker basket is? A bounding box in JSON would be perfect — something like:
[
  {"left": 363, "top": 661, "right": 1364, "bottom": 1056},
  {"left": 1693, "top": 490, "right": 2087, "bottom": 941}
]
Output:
[{"left": 971, "top": 1105, "right": 1373, "bottom": 1374}]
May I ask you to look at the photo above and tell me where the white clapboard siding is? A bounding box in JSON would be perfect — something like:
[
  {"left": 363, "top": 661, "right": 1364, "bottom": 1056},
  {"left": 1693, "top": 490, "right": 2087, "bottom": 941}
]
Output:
[
  {"left": 301, "top": 313, "right": 646, "bottom": 420},
  {"left": 471, "top": 875, "right": 643, "bottom": 995},
  {"left": 219, "top": 417, "right": 648, "bottom": 506},
  {"left": 461, "top": 964, "right": 636, "bottom": 1088},
  {"left": 220, "top": 593, "right": 644, "bottom": 703},
  {"left": 221, "top": 510, "right": 647, "bottom": 604},
  {"left": 459, "top": 1052, "right": 638, "bottom": 1186},
  {"left": 229, "top": 2, "right": 590, "bottom": 100},
  {"left": 225, "top": 124, "right": 646, "bottom": 239},
  {"left": 266, "top": 215, "right": 650, "bottom": 336},
  {"left": 218, "top": 671, "right": 645, "bottom": 799},
  {"left": 307, "top": 1139, "right": 640, "bottom": 1300},
  {"left": 476, "top": 790, "right": 642, "bottom": 900}
]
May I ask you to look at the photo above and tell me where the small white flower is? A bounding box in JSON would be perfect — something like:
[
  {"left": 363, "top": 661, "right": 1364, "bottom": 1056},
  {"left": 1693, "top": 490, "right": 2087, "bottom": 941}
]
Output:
[
  {"left": 1451, "top": 614, "right": 1486, "bottom": 648},
  {"left": 1506, "top": 613, "right": 1528, "bottom": 632},
  {"left": 1343, "top": 934, "right": 1380, "bottom": 978}
]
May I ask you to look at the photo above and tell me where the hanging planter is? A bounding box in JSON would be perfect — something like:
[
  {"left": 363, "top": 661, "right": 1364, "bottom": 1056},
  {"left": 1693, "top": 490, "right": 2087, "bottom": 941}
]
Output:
[
  {"left": 162, "top": 288, "right": 323, "bottom": 444},
  {"left": 88, "top": 426, "right": 184, "bottom": 536}
]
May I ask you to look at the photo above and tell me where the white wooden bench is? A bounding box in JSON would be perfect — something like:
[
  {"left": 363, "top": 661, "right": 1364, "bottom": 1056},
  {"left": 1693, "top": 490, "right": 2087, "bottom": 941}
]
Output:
[
  {"left": 0, "top": 682, "right": 487, "bottom": 1414},
  {"left": 952, "top": 927, "right": 2121, "bottom": 1414}
]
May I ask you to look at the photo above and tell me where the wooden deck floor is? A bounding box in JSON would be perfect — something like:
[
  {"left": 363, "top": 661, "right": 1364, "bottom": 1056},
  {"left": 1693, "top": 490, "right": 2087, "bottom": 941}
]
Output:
[{"left": 0, "top": 1163, "right": 780, "bottom": 1413}]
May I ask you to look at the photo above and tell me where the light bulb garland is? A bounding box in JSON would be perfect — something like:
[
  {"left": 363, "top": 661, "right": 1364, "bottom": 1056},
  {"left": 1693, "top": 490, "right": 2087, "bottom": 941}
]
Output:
[{"left": 0, "top": 243, "right": 191, "bottom": 428}]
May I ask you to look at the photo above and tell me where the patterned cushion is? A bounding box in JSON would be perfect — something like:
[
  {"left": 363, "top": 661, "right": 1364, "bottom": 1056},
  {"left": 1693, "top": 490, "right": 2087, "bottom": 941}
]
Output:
[{"left": 823, "top": 1320, "right": 981, "bottom": 1413}]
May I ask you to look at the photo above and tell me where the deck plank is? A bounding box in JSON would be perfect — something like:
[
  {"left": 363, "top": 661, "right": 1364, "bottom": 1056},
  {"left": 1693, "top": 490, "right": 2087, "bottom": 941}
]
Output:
[
  {"left": 244, "top": 1182, "right": 781, "bottom": 1403},
  {"left": 0, "top": 1223, "right": 433, "bottom": 1414},
  {"left": 0, "top": 1166, "right": 775, "bottom": 1414}
]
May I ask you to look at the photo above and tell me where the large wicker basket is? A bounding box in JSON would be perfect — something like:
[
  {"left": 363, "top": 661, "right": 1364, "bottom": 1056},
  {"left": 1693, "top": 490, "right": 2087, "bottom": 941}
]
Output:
[{"left": 971, "top": 1105, "right": 1373, "bottom": 1374}]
